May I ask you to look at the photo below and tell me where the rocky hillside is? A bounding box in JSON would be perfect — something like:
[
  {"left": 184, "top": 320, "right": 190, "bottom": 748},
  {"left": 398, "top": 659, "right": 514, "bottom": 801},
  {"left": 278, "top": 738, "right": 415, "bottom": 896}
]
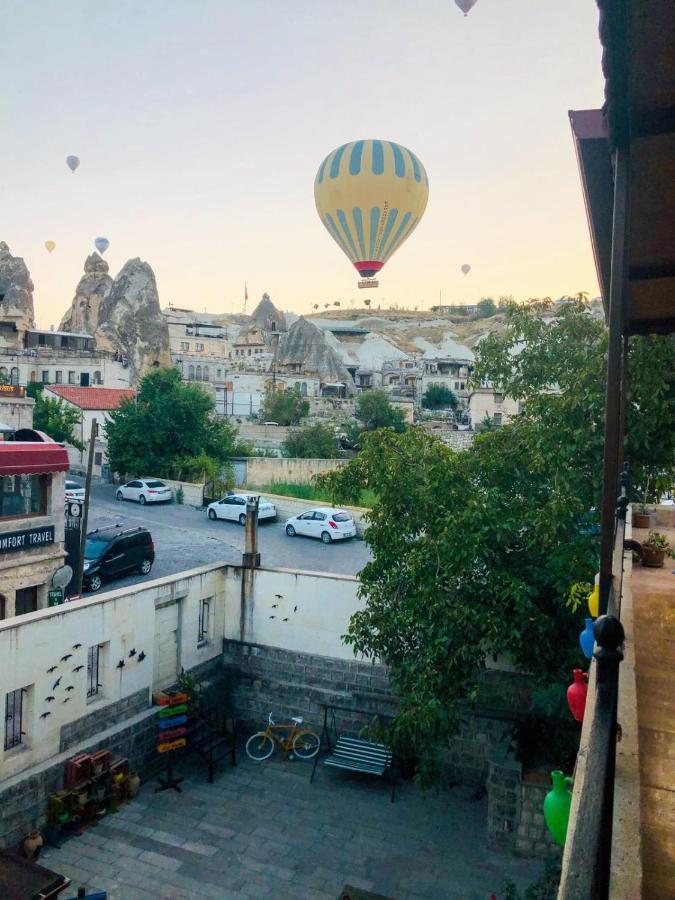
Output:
[
  {"left": 60, "top": 253, "right": 113, "bottom": 335},
  {"left": 0, "top": 243, "right": 34, "bottom": 343}
]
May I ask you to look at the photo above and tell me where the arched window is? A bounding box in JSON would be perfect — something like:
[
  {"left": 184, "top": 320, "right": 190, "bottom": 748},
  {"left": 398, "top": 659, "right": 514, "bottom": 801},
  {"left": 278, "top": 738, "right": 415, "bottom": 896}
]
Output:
[
  {"left": 93, "top": 370, "right": 102, "bottom": 384},
  {"left": 29, "top": 371, "right": 37, "bottom": 382},
  {"left": 196, "top": 365, "right": 202, "bottom": 381},
  {"left": 10, "top": 367, "right": 19, "bottom": 386},
  {"left": 0, "top": 367, "right": 7, "bottom": 382},
  {"left": 188, "top": 364, "right": 195, "bottom": 380},
  {"left": 202, "top": 366, "right": 209, "bottom": 381},
  {"left": 300, "top": 382, "right": 308, "bottom": 397}
]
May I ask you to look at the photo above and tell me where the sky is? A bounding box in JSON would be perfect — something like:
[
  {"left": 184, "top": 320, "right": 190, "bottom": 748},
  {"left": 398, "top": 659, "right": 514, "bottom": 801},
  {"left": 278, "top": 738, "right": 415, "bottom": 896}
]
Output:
[{"left": 2, "top": 0, "right": 605, "bottom": 326}]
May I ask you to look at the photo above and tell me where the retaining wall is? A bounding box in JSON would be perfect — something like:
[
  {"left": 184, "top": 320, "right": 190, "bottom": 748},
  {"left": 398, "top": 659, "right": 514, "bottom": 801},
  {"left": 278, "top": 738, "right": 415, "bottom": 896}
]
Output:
[{"left": 244, "top": 456, "right": 348, "bottom": 487}]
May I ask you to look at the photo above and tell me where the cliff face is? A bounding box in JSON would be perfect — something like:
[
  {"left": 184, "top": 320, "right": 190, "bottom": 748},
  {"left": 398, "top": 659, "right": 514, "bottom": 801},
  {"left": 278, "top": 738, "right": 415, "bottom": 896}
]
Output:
[
  {"left": 59, "top": 253, "right": 113, "bottom": 334},
  {"left": 96, "top": 258, "right": 171, "bottom": 383},
  {"left": 250, "top": 292, "right": 287, "bottom": 333},
  {"left": 0, "top": 242, "right": 34, "bottom": 344},
  {"left": 275, "top": 317, "right": 355, "bottom": 392}
]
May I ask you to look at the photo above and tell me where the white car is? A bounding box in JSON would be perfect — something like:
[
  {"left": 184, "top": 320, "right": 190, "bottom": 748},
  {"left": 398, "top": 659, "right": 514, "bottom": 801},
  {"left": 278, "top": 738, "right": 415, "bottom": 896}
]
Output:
[
  {"left": 116, "top": 478, "right": 173, "bottom": 505},
  {"left": 65, "top": 479, "right": 85, "bottom": 502},
  {"left": 207, "top": 493, "right": 277, "bottom": 525},
  {"left": 285, "top": 507, "right": 356, "bottom": 543}
]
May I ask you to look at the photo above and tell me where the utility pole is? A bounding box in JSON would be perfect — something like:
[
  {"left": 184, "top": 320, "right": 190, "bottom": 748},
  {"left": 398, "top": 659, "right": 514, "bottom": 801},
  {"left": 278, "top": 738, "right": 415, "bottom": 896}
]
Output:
[{"left": 75, "top": 418, "right": 97, "bottom": 597}]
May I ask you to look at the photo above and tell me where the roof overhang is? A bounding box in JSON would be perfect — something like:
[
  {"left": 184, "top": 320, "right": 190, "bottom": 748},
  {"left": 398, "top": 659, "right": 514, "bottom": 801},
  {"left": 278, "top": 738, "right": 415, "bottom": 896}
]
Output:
[{"left": 0, "top": 441, "right": 70, "bottom": 476}]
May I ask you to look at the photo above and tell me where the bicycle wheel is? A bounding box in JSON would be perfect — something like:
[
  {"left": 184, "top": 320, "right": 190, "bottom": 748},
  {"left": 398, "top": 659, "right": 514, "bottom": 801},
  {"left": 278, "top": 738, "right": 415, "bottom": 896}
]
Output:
[
  {"left": 292, "top": 730, "right": 320, "bottom": 759},
  {"left": 245, "top": 732, "right": 275, "bottom": 761}
]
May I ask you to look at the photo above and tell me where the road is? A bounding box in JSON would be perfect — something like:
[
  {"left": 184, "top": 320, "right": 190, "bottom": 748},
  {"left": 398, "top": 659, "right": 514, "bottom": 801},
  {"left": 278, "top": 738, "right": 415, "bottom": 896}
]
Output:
[{"left": 85, "top": 483, "right": 371, "bottom": 593}]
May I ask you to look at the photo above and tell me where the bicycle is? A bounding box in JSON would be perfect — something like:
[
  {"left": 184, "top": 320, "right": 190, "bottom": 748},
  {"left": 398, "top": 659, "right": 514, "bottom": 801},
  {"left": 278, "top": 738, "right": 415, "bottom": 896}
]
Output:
[{"left": 245, "top": 712, "right": 320, "bottom": 761}]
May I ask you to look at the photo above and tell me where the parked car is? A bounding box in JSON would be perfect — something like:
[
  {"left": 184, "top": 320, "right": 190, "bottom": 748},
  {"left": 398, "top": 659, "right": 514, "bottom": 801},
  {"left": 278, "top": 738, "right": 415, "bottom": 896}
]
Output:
[
  {"left": 83, "top": 525, "right": 155, "bottom": 592},
  {"left": 207, "top": 493, "right": 277, "bottom": 525},
  {"left": 116, "top": 478, "right": 172, "bottom": 505},
  {"left": 65, "top": 479, "right": 85, "bottom": 502},
  {"left": 284, "top": 507, "right": 356, "bottom": 543}
]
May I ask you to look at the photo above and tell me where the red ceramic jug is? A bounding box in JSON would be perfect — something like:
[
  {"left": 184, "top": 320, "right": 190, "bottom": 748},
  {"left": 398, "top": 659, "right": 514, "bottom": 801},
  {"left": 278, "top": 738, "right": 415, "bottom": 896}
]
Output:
[{"left": 567, "top": 668, "right": 588, "bottom": 722}]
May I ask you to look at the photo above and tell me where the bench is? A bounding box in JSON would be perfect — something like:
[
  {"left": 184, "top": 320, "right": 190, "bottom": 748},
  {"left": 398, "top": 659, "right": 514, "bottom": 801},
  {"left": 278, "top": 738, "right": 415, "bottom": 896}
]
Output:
[{"left": 311, "top": 734, "right": 397, "bottom": 801}]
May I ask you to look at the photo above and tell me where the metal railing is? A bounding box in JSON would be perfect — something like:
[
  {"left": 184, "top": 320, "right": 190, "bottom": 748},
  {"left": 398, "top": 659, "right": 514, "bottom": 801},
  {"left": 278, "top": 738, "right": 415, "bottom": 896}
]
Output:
[{"left": 558, "top": 479, "right": 628, "bottom": 899}]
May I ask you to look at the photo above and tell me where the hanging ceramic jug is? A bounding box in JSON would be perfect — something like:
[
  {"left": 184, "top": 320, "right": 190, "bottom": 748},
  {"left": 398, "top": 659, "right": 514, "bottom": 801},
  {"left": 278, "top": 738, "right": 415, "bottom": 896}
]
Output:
[
  {"left": 567, "top": 668, "right": 588, "bottom": 722},
  {"left": 579, "top": 618, "right": 595, "bottom": 659},
  {"left": 543, "top": 770, "right": 573, "bottom": 846}
]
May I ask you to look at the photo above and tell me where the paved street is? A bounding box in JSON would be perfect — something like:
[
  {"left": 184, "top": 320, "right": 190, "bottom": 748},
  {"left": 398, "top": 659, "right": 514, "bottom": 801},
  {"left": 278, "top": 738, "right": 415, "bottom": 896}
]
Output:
[
  {"left": 40, "top": 749, "right": 542, "bottom": 899},
  {"left": 84, "top": 483, "right": 371, "bottom": 594}
]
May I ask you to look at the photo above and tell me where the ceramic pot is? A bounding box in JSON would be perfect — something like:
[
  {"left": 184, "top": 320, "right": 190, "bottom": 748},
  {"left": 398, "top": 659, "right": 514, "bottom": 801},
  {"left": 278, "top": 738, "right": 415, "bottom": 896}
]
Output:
[
  {"left": 567, "top": 669, "right": 588, "bottom": 722},
  {"left": 642, "top": 547, "right": 666, "bottom": 568},
  {"left": 23, "top": 830, "right": 43, "bottom": 861},
  {"left": 579, "top": 618, "right": 595, "bottom": 660},
  {"left": 127, "top": 772, "right": 141, "bottom": 798},
  {"left": 543, "top": 770, "right": 572, "bottom": 846},
  {"left": 632, "top": 512, "right": 651, "bottom": 528}
]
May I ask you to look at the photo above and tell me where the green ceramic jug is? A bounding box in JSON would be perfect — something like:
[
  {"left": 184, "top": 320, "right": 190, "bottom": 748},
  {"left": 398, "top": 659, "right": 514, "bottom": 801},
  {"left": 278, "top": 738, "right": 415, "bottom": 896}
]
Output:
[{"left": 543, "top": 770, "right": 573, "bottom": 846}]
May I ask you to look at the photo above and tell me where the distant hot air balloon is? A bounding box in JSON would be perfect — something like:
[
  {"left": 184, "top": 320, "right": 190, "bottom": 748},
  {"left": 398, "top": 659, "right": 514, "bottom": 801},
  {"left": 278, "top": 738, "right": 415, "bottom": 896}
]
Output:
[
  {"left": 94, "top": 237, "right": 109, "bottom": 255},
  {"left": 455, "top": 0, "right": 478, "bottom": 15},
  {"left": 461, "top": 264, "right": 471, "bottom": 275},
  {"left": 66, "top": 155, "right": 80, "bottom": 173},
  {"left": 44, "top": 241, "right": 56, "bottom": 254},
  {"left": 314, "top": 139, "right": 429, "bottom": 284}
]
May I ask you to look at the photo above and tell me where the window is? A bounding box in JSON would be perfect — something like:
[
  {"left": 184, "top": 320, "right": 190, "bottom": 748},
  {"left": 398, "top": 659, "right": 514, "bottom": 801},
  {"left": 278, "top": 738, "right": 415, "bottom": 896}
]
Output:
[
  {"left": 15, "top": 586, "right": 38, "bottom": 615},
  {"left": 493, "top": 412, "right": 503, "bottom": 425},
  {"left": 10, "top": 367, "right": 19, "bottom": 386},
  {"left": 196, "top": 365, "right": 202, "bottom": 380},
  {"left": 87, "top": 645, "right": 101, "bottom": 698},
  {"left": 198, "top": 597, "right": 211, "bottom": 644},
  {"left": 217, "top": 368, "right": 222, "bottom": 379},
  {"left": 247, "top": 348, "right": 251, "bottom": 356},
  {"left": 196, "top": 342, "right": 204, "bottom": 352},
  {"left": 0, "top": 367, "right": 7, "bottom": 381},
  {"left": 42, "top": 370, "right": 49, "bottom": 384},
  {"left": 188, "top": 365, "right": 195, "bottom": 380},
  {"left": 0, "top": 475, "right": 47, "bottom": 520},
  {"left": 55, "top": 370, "right": 63, "bottom": 384},
  {"left": 494, "top": 393, "right": 504, "bottom": 404},
  {"left": 68, "top": 371, "right": 77, "bottom": 384},
  {"left": 180, "top": 342, "right": 190, "bottom": 351},
  {"left": 4, "top": 687, "right": 26, "bottom": 750},
  {"left": 94, "top": 452, "right": 102, "bottom": 466},
  {"left": 93, "top": 370, "right": 102, "bottom": 384},
  {"left": 202, "top": 366, "right": 209, "bottom": 381},
  {"left": 0, "top": 594, "right": 6, "bottom": 619}
]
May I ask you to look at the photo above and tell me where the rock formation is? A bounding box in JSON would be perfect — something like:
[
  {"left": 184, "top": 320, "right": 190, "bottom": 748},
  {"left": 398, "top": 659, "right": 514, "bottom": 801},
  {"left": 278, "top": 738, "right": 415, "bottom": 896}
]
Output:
[
  {"left": 250, "top": 292, "right": 287, "bottom": 334},
  {"left": 96, "top": 258, "right": 171, "bottom": 383},
  {"left": 275, "top": 317, "right": 355, "bottom": 392},
  {"left": 0, "top": 243, "right": 34, "bottom": 345},
  {"left": 59, "top": 253, "right": 113, "bottom": 335}
]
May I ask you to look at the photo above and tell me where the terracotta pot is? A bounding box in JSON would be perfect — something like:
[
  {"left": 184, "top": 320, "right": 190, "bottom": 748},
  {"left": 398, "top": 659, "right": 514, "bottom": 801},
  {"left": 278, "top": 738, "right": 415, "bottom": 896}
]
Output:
[
  {"left": 632, "top": 512, "right": 651, "bottom": 528},
  {"left": 642, "top": 547, "right": 666, "bottom": 568},
  {"left": 23, "top": 830, "right": 43, "bottom": 861},
  {"left": 127, "top": 772, "right": 141, "bottom": 798}
]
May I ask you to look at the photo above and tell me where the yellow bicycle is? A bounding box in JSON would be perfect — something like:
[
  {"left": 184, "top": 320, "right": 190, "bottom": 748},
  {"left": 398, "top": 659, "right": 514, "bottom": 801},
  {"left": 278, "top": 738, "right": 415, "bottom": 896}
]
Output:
[{"left": 245, "top": 712, "right": 320, "bottom": 761}]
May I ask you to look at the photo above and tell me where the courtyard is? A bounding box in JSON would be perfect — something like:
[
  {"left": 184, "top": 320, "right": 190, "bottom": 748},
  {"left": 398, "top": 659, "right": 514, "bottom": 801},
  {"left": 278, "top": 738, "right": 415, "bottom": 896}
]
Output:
[{"left": 40, "top": 748, "right": 543, "bottom": 900}]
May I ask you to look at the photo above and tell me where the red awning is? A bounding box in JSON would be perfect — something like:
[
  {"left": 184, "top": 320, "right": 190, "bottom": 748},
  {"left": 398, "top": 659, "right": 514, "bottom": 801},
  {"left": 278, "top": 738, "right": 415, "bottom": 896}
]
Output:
[{"left": 0, "top": 442, "right": 70, "bottom": 476}]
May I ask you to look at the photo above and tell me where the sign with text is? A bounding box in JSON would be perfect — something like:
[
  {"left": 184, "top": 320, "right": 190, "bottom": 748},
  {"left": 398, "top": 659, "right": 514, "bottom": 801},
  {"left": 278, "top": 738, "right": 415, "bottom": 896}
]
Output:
[
  {"left": 0, "top": 384, "right": 25, "bottom": 397},
  {"left": 0, "top": 524, "right": 54, "bottom": 553},
  {"left": 48, "top": 587, "right": 64, "bottom": 606}
]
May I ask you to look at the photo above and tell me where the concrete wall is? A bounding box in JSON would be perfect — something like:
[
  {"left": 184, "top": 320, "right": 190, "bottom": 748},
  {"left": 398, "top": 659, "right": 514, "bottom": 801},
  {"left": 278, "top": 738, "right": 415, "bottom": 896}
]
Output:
[
  {"left": 0, "top": 395, "right": 34, "bottom": 432},
  {"left": 244, "top": 456, "right": 348, "bottom": 487},
  {"left": 469, "top": 389, "right": 519, "bottom": 428},
  {"left": 160, "top": 478, "right": 204, "bottom": 507}
]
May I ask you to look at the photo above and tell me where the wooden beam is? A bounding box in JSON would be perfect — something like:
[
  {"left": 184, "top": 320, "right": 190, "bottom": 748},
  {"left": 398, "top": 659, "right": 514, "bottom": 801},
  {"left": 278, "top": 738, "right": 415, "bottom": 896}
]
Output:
[{"left": 599, "top": 147, "right": 630, "bottom": 613}]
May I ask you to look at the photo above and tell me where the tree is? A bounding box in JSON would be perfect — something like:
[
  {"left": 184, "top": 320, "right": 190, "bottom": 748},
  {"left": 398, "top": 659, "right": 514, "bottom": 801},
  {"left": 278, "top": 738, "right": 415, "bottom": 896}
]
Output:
[
  {"left": 476, "top": 297, "right": 497, "bottom": 318},
  {"left": 283, "top": 423, "right": 342, "bottom": 459},
  {"left": 318, "top": 299, "right": 675, "bottom": 773},
  {"left": 105, "top": 368, "right": 246, "bottom": 479},
  {"left": 260, "top": 387, "right": 309, "bottom": 426},
  {"left": 354, "top": 390, "right": 407, "bottom": 433},
  {"left": 33, "top": 392, "right": 85, "bottom": 450},
  {"left": 422, "top": 384, "right": 458, "bottom": 410}
]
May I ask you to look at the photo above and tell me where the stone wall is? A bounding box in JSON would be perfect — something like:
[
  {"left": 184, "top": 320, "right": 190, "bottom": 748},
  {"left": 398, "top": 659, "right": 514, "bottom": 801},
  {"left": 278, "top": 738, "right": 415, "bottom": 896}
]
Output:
[
  {"left": 59, "top": 687, "right": 150, "bottom": 752},
  {"left": 160, "top": 478, "right": 204, "bottom": 508},
  {"left": 244, "top": 456, "right": 348, "bottom": 487},
  {"left": 487, "top": 747, "right": 561, "bottom": 860}
]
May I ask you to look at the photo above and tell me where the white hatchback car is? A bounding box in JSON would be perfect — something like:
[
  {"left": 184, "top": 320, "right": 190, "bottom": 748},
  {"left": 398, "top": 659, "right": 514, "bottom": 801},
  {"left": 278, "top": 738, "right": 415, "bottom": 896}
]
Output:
[
  {"left": 65, "top": 479, "right": 85, "bottom": 502},
  {"left": 207, "top": 493, "right": 277, "bottom": 526},
  {"left": 116, "top": 478, "right": 173, "bottom": 505},
  {"left": 285, "top": 507, "right": 356, "bottom": 543}
]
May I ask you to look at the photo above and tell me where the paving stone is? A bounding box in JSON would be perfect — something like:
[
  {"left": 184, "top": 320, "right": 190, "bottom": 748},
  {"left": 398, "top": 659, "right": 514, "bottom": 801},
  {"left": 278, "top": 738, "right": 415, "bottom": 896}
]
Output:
[{"left": 137, "top": 848, "right": 183, "bottom": 871}]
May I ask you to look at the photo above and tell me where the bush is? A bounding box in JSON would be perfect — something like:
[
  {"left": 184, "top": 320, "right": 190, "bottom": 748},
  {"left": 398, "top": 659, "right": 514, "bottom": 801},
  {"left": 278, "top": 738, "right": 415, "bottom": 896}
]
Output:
[{"left": 283, "top": 423, "right": 343, "bottom": 459}]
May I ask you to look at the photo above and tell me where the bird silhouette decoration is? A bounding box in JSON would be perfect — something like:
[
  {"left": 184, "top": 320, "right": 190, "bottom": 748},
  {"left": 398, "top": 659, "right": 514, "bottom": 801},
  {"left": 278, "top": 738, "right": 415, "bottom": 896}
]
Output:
[
  {"left": 137, "top": 651, "right": 146, "bottom": 662},
  {"left": 63, "top": 698, "right": 71, "bottom": 704},
  {"left": 65, "top": 686, "right": 75, "bottom": 692},
  {"left": 44, "top": 696, "right": 55, "bottom": 703},
  {"left": 40, "top": 711, "right": 52, "bottom": 720},
  {"left": 128, "top": 648, "right": 136, "bottom": 657},
  {"left": 72, "top": 643, "right": 82, "bottom": 649},
  {"left": 73, "top": 665, "right": 84, "bottom": 673},
  {"left": 60, "top": 654, "right": 73, "bottom": 662},
  {"left": 46, "top": 666, "right": 58, "bottom": 674},
  {"left": 52, "top": 677, "right": 62, "bottom": 690}
]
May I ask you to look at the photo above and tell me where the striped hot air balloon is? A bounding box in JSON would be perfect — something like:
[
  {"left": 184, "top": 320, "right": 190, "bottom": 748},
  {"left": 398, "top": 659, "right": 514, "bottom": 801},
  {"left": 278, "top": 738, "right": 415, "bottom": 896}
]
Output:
[{"left": 314, "top": 139, "right": 429, "bottom": 282}]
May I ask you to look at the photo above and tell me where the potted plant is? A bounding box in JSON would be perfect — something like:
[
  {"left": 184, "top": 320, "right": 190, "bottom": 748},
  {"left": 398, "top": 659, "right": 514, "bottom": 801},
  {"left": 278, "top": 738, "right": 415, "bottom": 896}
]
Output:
[
  {"left": 641, "top": 532, "right": 673, "bottom": 568},
  {"left": 633, "top": 476, "right": 654, "bottom": 528}
]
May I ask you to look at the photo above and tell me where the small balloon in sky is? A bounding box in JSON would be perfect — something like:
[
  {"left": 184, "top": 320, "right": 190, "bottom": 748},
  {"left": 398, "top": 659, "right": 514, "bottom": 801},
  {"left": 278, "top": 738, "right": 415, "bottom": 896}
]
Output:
[
  {"left": 66, "top": 155, "right": 80, "bottom": 173},
  {"left": 94, "top": 237, "right": 110, "bottom": 255},
  {"left": 455, "top": 0, "right": 478, "bottom": 15},
  {"left": 461, "top": 263, "right": 471, "bottom": 275},
  {"left": 44, "top": 241, "right": 56, "bottom": 254}
]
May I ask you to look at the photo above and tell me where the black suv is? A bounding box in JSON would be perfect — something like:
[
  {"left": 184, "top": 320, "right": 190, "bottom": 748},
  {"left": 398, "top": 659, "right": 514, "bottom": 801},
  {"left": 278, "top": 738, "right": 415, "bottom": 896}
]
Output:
[{"left": 83, "top": 526, "right": 155, "bottom": 592}]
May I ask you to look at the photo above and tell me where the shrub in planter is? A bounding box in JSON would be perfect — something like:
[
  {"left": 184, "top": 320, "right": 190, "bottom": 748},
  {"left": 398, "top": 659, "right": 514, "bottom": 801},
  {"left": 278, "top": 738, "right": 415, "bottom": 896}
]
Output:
[
  {"left": 641, "top": 531, "right": 673, "bottom": 568},
  {"left": 632, "top": 504, "right": 652, "bottom": 528}
]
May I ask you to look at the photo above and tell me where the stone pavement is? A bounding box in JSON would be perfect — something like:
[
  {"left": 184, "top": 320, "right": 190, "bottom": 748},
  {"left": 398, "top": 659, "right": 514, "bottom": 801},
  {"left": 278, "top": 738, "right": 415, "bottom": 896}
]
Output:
[{"left": 40, "top": 750, "right": 542, "bottom": 900}]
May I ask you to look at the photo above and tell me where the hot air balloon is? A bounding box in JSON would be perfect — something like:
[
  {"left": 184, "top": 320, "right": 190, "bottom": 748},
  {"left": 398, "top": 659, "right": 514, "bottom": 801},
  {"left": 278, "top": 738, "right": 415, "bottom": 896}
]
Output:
[
  {"left": 44, "top": 241, "right": 56, "bottom": 254},
  {"left": 314, "top": 139, "right": 429, "bottom": 286},
  {"left": 94, "top": 237, "right": 109, "bottom": 255},
  {"left": 66, "top": 155, "right": 80, "bottom": 173},
  {"left": 455, "top": 0, "right": 478, "bottom": 15},
  {"left": 461, "top": 264, "right": 471, "bottom": 275}
]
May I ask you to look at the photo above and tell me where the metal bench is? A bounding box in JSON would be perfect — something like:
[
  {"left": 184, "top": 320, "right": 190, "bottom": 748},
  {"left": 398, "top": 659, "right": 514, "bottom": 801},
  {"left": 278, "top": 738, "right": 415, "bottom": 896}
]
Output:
[{"left": 311, "top": 722, "right": 397, "bottom": 801}]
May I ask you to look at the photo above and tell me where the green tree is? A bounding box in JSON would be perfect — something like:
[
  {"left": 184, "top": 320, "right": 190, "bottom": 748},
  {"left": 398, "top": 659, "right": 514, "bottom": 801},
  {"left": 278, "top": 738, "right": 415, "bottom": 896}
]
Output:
[
  {"left": 105, "top": 368, "right": 246, "bottom": 479},
  {"left": 354, "top": 390, "right": 407, "bottom": 433},
  {"left": 283, "top": 423, "right": 342, "bottom": 459},
  {"left": 261, "top": 387, "right": 310, "bottom": 426},
  {"left": 33, "top": 392, "right": 85, "bottom": 450},
  {"left": 422, "top": 384, "right": 458, "bottom": 410},
  {"left": 319, "top": 299, "right": 674, "bottom": 773},
  {"left": 476, "top": 296, "right": 497, "bottom": 318}
]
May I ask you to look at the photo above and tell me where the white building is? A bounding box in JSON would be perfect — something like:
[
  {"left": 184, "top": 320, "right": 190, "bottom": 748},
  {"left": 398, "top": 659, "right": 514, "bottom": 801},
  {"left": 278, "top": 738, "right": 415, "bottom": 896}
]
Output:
[{"left": 468, "top": 387, "right": 520, "bottom": 428}]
